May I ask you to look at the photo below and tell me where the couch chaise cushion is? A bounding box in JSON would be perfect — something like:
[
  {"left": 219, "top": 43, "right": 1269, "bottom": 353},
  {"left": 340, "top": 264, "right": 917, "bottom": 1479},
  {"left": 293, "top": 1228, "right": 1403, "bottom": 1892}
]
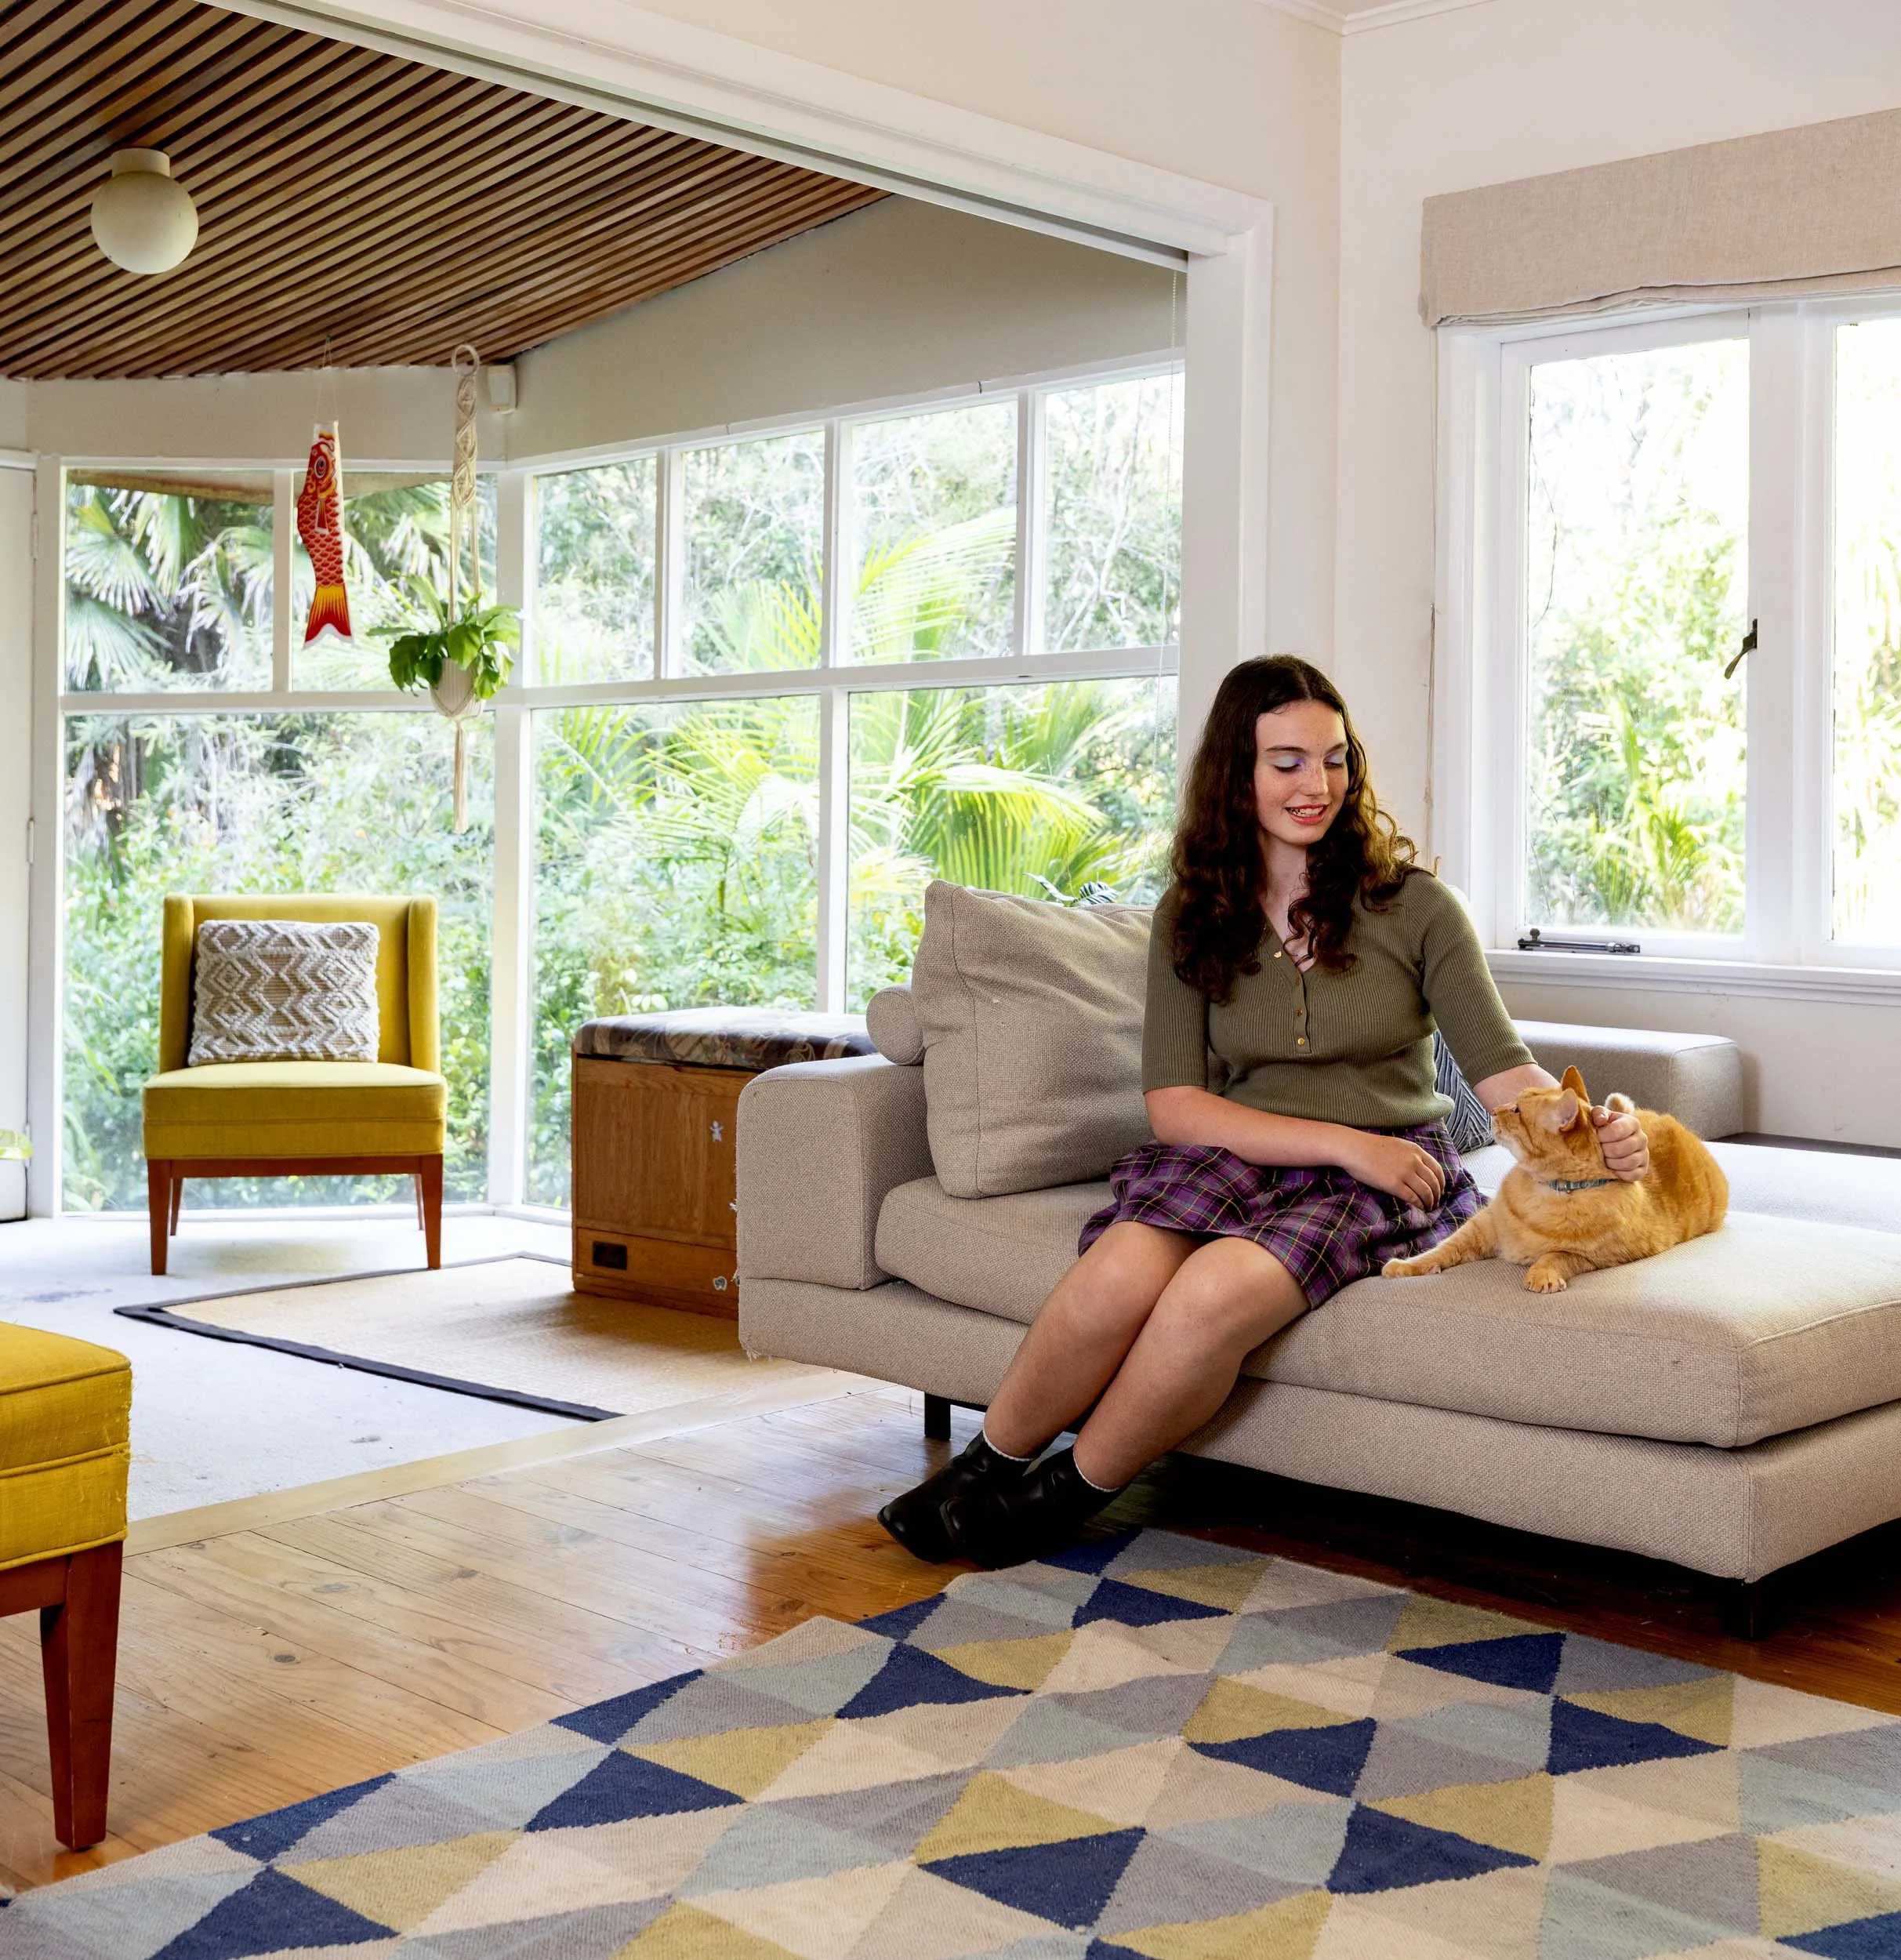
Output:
[{"left": 876, "top": 1174, "right": 1901, "bottom": 1447}]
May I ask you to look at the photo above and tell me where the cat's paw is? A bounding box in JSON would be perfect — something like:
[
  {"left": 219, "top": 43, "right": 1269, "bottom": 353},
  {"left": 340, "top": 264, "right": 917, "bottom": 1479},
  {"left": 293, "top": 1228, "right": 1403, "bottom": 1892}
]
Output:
[
  {"left": 1383, "top": 1255, "right": 1435, "bottom": 1278},
  {"left": 1523, "top": 1263, "right": 1570, "bottom": 1293}
]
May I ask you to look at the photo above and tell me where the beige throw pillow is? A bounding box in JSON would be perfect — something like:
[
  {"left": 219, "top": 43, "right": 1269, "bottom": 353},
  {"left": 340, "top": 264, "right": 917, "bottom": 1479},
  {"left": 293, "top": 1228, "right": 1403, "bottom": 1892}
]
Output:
[
  {"left": 909, "top": 881, "right": 1154, "bottom": 1198},
  {"left": 189, "top": 919, "right": 381, "bottom": 1065}
]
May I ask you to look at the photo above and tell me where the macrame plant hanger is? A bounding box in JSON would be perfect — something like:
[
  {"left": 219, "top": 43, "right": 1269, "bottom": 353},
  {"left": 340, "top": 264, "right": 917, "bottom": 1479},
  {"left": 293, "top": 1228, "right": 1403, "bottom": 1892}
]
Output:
[{"left": 434, "top": 344, "right": 483, "bottom": 833}]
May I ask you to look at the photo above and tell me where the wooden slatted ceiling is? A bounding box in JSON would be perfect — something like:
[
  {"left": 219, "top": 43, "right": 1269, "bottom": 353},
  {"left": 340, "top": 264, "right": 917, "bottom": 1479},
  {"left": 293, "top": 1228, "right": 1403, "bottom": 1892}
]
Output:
[{"left": 0, "top": 0, "right": 886, "bottom": 379}]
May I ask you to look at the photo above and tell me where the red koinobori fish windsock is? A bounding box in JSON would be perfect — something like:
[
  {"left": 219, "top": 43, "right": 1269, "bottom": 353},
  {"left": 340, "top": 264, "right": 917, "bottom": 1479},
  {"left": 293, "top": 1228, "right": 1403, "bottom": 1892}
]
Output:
[{"left": 297, "top": 425, "right": 352, "bottom": 641}]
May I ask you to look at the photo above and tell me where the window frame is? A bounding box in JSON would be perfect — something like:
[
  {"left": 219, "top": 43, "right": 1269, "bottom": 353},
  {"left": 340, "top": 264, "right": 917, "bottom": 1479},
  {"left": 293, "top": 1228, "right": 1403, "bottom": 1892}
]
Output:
[
  {"left": 34, "top": 353, "right": 1184, "bottom": 1218},
  {"left": 1438, "top": 297, "right": 1901, "bottom": 995}
]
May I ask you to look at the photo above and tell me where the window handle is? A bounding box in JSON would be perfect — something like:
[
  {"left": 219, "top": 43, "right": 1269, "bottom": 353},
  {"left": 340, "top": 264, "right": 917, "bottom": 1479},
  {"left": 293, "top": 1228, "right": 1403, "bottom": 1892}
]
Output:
[{"left": 1723, "top": 618, "right": 1758, "bottom": 681}]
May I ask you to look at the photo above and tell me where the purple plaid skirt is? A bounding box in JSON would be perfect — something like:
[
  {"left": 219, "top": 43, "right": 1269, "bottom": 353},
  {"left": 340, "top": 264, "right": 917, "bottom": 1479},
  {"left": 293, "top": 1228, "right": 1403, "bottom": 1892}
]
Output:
[{"left": 1079, "top": 1123, "right": 1479, "bottom": 1307}]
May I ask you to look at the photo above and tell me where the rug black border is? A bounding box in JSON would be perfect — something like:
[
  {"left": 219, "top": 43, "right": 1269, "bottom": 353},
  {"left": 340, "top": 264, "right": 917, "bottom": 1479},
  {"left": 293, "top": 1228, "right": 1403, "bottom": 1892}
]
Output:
[{"left": 114, "top": 1252, "right": 622, "bottom": 1424}]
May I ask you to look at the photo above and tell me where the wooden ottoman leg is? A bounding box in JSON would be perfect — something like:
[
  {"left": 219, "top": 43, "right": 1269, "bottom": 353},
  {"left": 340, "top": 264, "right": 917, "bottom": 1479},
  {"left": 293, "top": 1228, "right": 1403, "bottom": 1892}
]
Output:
[
  {"left": 147, "top": 1160, "right": 170, "bottom": 1276},
  {"left": 169, "top": 1176, "right": 183, "bottom": 1236},
  {"left": 42, "top": 1543, "right": 123, "bottom": 1851},
  {"left": 419, "top": 1154, "right": 444, "bottom": 1269}
]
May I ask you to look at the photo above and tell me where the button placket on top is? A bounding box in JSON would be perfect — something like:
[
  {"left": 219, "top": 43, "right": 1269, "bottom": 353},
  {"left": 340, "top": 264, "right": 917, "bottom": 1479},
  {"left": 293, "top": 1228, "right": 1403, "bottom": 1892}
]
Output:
[{"left": 1272, "top": 938, "right": 1311, "bottom": 1051}]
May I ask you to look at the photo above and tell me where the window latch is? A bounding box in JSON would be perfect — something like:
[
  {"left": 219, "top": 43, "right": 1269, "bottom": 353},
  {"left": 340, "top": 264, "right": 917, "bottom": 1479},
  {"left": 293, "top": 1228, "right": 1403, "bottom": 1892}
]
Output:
[{"left": 1723, "top": 618, "right": 1758, "bottom": 681}]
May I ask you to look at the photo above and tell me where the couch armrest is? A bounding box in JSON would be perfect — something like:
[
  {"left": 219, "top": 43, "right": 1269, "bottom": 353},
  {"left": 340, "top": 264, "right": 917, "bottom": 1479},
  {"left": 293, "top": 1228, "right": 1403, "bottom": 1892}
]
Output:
[
  {"left": 1515, "top": 1019, "right": 1744, "bottom": 1138},
  {"left": 737, "top": 1055, "right": 934, "bottom": 1290}
]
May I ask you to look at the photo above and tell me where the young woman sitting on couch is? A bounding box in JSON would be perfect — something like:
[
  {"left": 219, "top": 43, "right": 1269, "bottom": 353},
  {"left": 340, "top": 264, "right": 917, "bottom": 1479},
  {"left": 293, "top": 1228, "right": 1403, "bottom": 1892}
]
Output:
[{"left": 879, "top": 654, "right": 1650, "bottom": 1570}]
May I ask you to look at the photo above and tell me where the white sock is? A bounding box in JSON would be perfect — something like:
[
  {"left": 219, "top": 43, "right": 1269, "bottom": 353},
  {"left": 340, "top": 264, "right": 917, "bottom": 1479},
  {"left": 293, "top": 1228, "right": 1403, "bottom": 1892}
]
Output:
[
  {"left": 1071, "top": 1452, "right": 1121, "bottom": 1494},
  {"left": 978, "top": 1425, "right": 1034, "bottom": 1464}
]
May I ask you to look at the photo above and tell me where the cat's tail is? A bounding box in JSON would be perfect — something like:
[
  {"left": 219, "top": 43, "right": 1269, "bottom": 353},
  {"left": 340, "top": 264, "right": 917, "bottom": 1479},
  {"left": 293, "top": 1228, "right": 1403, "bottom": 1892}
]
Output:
[{"left": 1604, "top": 1091, "right": 1636, "bottom": 1115}]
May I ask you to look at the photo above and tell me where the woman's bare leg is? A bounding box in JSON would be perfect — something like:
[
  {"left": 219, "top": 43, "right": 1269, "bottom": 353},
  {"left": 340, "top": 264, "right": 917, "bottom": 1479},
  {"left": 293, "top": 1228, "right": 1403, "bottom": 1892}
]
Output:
[
  {"left": 981, "top": 1221, "right": 1200, "bottom": 1458},
  {"left": 1071, "top": 1236, "right": 1308, "bottom": 1489}
]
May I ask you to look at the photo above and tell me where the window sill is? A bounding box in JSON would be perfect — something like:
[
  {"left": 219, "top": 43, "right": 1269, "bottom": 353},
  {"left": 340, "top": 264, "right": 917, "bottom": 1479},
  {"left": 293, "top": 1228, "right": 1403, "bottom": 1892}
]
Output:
[{"left": 1486, "top": 947, "right": 1901, "bottom": 1005}]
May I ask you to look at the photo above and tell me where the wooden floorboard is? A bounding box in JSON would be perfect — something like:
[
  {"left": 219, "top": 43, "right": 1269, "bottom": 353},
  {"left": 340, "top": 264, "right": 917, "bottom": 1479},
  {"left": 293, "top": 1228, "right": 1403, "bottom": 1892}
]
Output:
[{"left": 11, "top": 1377, "right": 1901, "bottom": 1896}]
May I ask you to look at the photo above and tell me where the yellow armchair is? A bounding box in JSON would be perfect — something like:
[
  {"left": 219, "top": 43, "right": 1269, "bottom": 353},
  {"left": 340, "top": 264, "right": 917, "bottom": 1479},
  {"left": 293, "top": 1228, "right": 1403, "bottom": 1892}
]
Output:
[
  {"left": 0, "top": 1323, "right": 132, "bottom": 1850},
  {"left": 140, "top": 894, "right": 448, "bottom": 1274}
]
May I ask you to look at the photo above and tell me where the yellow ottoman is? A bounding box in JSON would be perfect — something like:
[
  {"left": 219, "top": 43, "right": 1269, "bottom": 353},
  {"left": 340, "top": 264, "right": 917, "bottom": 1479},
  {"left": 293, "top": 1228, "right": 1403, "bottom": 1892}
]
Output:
[{"left": 0, "top": 1326, "right": 132, "bottom": 1851}]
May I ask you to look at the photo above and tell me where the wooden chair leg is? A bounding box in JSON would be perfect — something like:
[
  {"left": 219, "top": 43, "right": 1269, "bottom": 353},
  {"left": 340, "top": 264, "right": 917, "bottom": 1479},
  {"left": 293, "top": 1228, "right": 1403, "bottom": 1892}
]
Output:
[
  {"left": 169, "top": 1175, "right": 184, "bottom": 1236},
  {"left": 147, "top": 1160, "right": 170, "bottom": 1276},
  {"left": 41, "top": 1543, "right": 123, "bottom": 1851},
  {"left": 414, "top": 1173, "right": 425, "bottom": 1230},
  {"left": 419, "top": 1154, "right": 443, "bottom": 1269}
]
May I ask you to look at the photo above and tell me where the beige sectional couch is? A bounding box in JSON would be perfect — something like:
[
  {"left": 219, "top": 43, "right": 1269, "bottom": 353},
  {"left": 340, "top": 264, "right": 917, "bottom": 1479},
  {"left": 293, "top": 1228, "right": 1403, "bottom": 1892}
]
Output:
[{"left": 736, "top": 885, "right": 1901, "bottom": 1621}]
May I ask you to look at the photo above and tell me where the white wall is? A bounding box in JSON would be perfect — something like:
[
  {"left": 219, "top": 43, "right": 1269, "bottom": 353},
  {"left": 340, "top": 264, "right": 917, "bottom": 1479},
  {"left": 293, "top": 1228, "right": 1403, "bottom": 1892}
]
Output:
[
  {"left": 510, "top": 198, "right": 1177, "bottom": 457},
  {"left": 28, "top": 365, "right": 480, "bottom": 467},
  {"left": 1338, "top": 0, "right": 1901, "bottom": 1144}
]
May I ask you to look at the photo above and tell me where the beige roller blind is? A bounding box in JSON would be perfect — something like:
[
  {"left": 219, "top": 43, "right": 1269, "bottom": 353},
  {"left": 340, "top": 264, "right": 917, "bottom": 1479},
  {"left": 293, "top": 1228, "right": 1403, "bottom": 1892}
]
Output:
[{"left": 1422, "top": 106, "right": 1901, "bottom": 327}]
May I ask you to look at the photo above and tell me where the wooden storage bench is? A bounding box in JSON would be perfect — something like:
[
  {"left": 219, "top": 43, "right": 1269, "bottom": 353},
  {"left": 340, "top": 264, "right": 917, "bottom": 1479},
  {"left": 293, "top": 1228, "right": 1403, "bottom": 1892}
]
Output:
[{"left": 571, "top": 1007, "right": 873, "bottom": 1317}]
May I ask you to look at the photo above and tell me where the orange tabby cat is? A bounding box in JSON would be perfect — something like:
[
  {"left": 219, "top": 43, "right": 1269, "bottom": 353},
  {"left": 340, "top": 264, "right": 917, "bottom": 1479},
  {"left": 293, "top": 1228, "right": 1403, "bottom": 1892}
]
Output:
[{"left": 1382, "top": 1065, "right": 1728, "bottom": 1293}]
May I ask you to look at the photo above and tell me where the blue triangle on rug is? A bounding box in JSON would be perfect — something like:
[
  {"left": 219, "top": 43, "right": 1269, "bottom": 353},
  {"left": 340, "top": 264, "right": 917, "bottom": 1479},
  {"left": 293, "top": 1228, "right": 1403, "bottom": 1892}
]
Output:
[
  {"left": 923, "top": 1827, "right": 1146, "bottom": 1931},
  {"left": 209, "top": 1774, "right": 394, "bottom": 1863},
  {"left": 1039, "top": 1533, "right": 1139, "bottom": 1575},
  {"left": 1397, "top": 1631, "right": 1568, "bottom": 1693},
  {"left": 1548, "top": 1697, "right": 1723, "bottom": 1776},
  {"left": 553, "top": 1669, "right": 702, "bottom": 1743},
  {"left": 1192, "top": 1716, "right": 1377, "bottom": 1796},
  {"left": 1075, "top": 1576, "right": 1229, "bottom": 1628},
  {"left": 150, "top": 1867, "right": 392, "bottom": 1959},
  {"left": 858, "top": 1594, "right": 944, "bottom": 1639},
  {"left": 526, "top": 1749, "right": 743, "bottom": 1830},
  {"left": 1326, "top": 1802, "right": 1536, "bottom": 1893},
  {"left": 836, "top": 1639, "right": 1029, "bottom": 1719},
  {"left": 1784, "top": 1910, "right": 1901, "bottom": 1958}
]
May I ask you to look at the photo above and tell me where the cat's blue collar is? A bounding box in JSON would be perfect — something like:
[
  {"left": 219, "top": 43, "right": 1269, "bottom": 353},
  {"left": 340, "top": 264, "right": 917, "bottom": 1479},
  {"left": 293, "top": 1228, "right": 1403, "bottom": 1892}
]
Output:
[{"left": 1540, "top": 1176, "right": 1616, "bottom": 1193}]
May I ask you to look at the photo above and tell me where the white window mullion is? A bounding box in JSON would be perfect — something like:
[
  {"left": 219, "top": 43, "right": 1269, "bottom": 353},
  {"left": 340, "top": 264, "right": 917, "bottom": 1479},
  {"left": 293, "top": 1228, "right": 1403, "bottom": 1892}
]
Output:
[
  {"left": 27, "top": 459, "right": 65, "bottom": 1216},
  {"left": 815, "top": 688, "right": 850, "bottom": 1013},
  {"left": 1014, "top": 389, "right": 1046, "bottom": 658},
  {"left": 488, "top": 469, "right": 532, "bottom": 1208},
  {"left": 1796, "top": 311, "right": 1839, "bottom": 964},
  {"left": 657, "top": 448, "right": 684, "bottom": 681},
  {"left": 272, "top": 469, "right": 293, "bottom": 693},
  {"left": 814, "top": 419, "right": 850, "bottom": 1011},
  {"left": 1744, "top": 306, "right": 1802, "bottom": 966}
]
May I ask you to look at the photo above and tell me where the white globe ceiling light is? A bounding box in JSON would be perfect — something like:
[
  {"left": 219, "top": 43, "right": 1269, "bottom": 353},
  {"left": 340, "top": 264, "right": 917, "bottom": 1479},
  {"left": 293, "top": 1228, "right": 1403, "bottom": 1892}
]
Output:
[{"left": 89, "top": 149, "right": 198, "bottom": 275}]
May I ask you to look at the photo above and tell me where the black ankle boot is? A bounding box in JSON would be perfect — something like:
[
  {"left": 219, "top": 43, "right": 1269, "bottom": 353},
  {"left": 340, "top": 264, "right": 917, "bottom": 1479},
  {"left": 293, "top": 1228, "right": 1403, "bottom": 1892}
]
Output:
[
  {"left": 878, "top": 1432, "right": 1030, "bottom": 1563},
  {"left": 940, "top": 1446, "right": 1124, "bottom": 1570}
]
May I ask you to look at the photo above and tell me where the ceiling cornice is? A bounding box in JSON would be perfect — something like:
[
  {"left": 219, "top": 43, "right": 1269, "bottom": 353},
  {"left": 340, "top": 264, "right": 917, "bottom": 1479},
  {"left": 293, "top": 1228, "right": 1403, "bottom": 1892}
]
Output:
[{"left": 1251, "top": 0, "right": 1497, "bottom": 36}]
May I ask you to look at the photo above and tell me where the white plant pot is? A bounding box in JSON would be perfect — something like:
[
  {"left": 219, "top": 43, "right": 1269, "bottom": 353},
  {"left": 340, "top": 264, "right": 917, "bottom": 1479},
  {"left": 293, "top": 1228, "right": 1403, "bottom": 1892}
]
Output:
[{"left": 430, "top": 659, "right": 479, "bottom": 719}]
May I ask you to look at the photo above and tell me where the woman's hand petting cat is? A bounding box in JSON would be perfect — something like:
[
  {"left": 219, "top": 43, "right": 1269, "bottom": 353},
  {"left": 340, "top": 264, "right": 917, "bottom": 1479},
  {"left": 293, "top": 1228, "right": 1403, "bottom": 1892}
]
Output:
[
  {"left": 1593, "top": 1104, "right": 1649, "bottom": 1181},
  {"left": 1337, "top": 1131, "right": 1446, "bottom": 1209}
]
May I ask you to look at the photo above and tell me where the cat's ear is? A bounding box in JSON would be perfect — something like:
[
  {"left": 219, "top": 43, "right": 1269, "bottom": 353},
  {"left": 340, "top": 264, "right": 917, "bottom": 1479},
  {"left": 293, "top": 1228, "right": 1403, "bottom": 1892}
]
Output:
[
  {"left": 1561, "top": 1064, "right": 1589, "bottom": 1102},
  {"left": 1549, "top": 1091, "right": 1580, "bottom": 1131}
]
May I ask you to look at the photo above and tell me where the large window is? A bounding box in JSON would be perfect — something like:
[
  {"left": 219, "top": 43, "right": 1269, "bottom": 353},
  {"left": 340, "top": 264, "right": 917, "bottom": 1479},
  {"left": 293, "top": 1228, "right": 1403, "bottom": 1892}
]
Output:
[
  {"left": 522, "top": 365, "right": 1182, "bottom": 1202},
  {"left": 51, "top": 361, "right": 1181, "bottom": 1215},
  {"left": 1457, "top": 304, "right": 1901, "bottom": 969}
]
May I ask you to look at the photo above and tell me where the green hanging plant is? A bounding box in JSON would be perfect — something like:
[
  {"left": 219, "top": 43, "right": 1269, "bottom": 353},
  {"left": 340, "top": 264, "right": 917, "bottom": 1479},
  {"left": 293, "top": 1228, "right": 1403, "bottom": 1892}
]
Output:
[{"left": 376, "top": 576, "right": 518, "bottom": 699}]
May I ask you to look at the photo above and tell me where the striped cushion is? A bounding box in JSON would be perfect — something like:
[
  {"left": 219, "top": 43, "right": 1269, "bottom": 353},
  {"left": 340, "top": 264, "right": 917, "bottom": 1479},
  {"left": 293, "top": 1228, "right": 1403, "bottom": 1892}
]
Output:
[{"left": 189, "top": 919, "right": 380, "bottom": 1065}]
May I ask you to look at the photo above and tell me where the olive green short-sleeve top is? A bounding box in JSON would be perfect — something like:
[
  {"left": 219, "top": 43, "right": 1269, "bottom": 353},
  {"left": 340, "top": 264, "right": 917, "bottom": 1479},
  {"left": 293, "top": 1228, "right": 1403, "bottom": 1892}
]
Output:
[{"left": 1141, "top": 872, "right": 1533, "bottom": 1131}]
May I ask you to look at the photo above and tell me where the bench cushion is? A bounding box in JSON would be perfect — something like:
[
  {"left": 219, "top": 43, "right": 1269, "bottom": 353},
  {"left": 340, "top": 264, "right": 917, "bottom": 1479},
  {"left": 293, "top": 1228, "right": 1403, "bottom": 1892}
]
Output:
[
  {"left": 876, "top": 1174, "right": 1901, "bottom": 1447},
  {"left": 0, "top": 1327, "right": 131, "bottom": 1572},
  {"left": 142, "top": 1061, "right": 445, "bottom": 1160}
]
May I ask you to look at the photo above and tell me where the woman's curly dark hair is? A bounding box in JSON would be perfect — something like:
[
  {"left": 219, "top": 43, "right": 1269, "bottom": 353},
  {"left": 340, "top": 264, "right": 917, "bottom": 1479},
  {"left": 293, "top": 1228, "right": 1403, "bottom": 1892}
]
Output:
[{"left": 1171, "top": 655, "right": 1419, "bottom": 1000}]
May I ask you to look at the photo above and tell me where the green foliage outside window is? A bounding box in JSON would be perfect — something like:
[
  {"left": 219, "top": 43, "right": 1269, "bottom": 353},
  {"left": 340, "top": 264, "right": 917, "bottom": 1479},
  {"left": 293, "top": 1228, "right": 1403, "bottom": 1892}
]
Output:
[{"left": 1525, "top": 343, "right": 1749, "bottom": 935}]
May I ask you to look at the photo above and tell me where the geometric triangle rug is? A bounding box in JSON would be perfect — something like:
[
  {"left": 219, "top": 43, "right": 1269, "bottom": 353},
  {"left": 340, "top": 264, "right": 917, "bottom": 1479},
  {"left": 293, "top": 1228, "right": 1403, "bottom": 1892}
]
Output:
[{"left": 9, "top": 1528, "right": 1901, "bottom": 1958}]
